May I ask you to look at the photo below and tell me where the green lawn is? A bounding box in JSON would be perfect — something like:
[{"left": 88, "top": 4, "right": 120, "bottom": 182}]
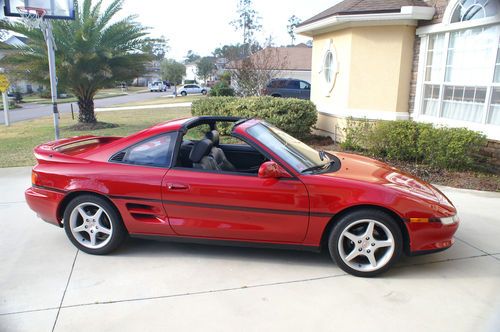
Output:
[{"left": 0, "top": 106, "right": 191, "bottom": 168}]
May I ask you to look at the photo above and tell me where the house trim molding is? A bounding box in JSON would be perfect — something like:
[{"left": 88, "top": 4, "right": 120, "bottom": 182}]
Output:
[
  {"left": 318, "top": 108, "right": 410, "bottom": 121},
  {"left": 296, "top": 6, "right": 435, "bottom": 36}
]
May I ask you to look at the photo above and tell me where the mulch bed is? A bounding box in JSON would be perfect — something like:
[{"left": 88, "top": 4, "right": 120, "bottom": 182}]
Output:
[
  {"left": 307, "top": 136, "right": 500, "bottom": 193},
  {"left": 67, "top": 121, "right": 119, "bottom": 131}
]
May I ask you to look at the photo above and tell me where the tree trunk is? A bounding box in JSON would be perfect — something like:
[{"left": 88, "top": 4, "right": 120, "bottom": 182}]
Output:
[{"left": 77, "top": 96, "right": 97, "bottom": 123}]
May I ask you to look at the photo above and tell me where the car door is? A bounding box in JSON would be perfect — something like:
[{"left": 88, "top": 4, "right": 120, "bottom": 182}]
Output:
[
  {"left": 193, "top": 85, "right": 202, "bottom": 93},
  {"left": 300, "top": 81, "right": 311, "bottom": 100},
  {"left": 161, "top": 168, "right": 310, "bottom": 243},
  {"left": 285, "top": 80, "right": 301, "bottom": 98},
  {"left": 105, "top": 132, "right": 178, "bottom": 235}
]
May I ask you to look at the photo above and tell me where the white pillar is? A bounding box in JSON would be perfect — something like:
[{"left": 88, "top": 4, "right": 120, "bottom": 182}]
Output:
[
  {"left": 44, "top": 22, "right": 60, "bottom": 140},
  {"left": 2, "top": 91, "right": 10, "bottom": 126}
]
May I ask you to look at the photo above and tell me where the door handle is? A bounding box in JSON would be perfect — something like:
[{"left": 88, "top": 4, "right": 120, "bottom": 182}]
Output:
[{"left": 167, "top": 183, "right": 189, "bottom": 190}]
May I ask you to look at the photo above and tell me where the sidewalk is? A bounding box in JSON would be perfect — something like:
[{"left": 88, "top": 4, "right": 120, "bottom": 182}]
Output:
[
  {"left": 95, "top": 102, "right": 192, "bottom": 112},
  {"left": 1, "top": 166, "right": 499, "bottom": 331}
]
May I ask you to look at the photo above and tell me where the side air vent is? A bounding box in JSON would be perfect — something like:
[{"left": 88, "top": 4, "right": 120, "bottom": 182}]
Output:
[{"left": 110, "top": 151, "right": 126, "bottom": 162}]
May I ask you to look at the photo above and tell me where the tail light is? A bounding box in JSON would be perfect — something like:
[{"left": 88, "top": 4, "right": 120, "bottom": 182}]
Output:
[{"left": 31, "top": 170, "right": 39, "bottom": 186}]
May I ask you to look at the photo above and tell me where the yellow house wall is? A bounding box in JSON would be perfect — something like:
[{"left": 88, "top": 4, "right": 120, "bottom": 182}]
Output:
[
  {"left": 310, "top": 25, "right": 416, "bottom": 138},
  {"left": 311, "top": 29, "right": 353, "bottom": 113},
  {"left": 348, "top": 25, "right": 415, "bottom": 114}
]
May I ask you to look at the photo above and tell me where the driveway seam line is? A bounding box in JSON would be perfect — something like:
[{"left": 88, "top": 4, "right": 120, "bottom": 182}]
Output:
[
  {"left": 455, "top": 237, "right": 497, "bottom": 258},
  {"left": 0, "top": 253, "right": 492, "bottom": 316},
  {"left": 51, "top": 249, "right": 79, "bottom": 332}
]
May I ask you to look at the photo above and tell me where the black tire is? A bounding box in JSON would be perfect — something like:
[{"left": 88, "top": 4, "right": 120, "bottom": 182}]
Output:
[
  {"left": 181, "top": 91, "right": 187, "bottom": 96},
  {"left": 63, "top": 194, "right": 127, "bottom": 255},
  {"left": 201, "top": 90, "right": 207, "bottom": 95},
  {"left": 328, "top": 209, "right": 403, "bottom": 277},
  {"left": 271, "top": 94, "right": 281, "bottom": 98}
]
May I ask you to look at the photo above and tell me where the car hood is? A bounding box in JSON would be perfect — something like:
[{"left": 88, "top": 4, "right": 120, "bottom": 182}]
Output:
[{"left": 320, "top": 152, "right": 453, "bottom": 207}]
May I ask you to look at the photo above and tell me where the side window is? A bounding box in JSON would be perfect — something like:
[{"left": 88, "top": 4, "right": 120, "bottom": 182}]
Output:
[
  {"left": 120, "top": 133, "right": 176, "bottom": 167},
  {"left": 287, "top": 80, "right": 300, "bottom": 89},
  {"left": 300, "top": 81, "right": 310, "bottom": 90}
]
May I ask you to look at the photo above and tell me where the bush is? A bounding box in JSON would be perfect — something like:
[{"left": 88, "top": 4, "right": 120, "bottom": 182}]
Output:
[
  {"left": 192, "top": 96, "right": 317, "bottom": 139},
  {"left": 417, "top": 126, "right": 487, "bottom": 170},
  {"left": 341, "top": 118, "right": 487, "bottom": 170},
  {"left": 209, "top": 82, "right": 235, "bottom": 97}
]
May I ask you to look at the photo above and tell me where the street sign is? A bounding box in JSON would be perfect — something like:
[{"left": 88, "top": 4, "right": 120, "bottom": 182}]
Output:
[{"left": 0, "top": 74, "right": 10, "bottom": 92}]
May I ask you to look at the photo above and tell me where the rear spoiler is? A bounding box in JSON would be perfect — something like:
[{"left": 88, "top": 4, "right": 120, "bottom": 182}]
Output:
[{"left": 34, "top": 135, "right": 122, "bottom": 163}]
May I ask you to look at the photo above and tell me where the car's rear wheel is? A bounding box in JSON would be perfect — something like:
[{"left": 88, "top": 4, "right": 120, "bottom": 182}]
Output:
[
  {"left": 201, "top": 89, "right": 207, "bottom": 95},
  {"left": 63, "top": 195, "right": 127, "bottom": 255},
  {"left": 181, "top": 91, "right": 187, "bottom": 96},
  {"left": 328, "top": 209, "right": 402, "bottom": 277}
]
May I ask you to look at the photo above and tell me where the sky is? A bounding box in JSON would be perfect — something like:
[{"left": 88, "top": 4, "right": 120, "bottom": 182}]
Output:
[{"left": 116, "top": 0, "right": 338, "bottom": 61}]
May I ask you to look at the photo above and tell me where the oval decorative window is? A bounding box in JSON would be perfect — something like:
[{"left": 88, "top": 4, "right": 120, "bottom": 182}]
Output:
[{"left": 320, "top": 39, "right": 338, "bottom": 96}]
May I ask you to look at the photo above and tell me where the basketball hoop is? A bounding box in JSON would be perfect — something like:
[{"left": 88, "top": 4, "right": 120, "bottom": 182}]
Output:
[{"left": 16, "top": 6, "right": 47, "bottom": 30}]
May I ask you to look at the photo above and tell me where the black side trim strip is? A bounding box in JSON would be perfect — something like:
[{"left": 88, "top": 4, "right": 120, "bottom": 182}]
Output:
[
  {"left": 109, "top": 195, "right": 162, "bottom": 203},
  {"left": 130, "top": 234, "right": 321, "bottom": 252},
  {"left": 110, "top": 194, "right": 333, "bottom": 218},
  {"left": 33, "top": 184, "right": 67, "bottom": 194}
]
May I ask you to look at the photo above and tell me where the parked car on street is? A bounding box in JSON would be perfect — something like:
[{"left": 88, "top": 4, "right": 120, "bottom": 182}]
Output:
[
  {"left": 148, "top": 81, "right": 167, "bottom": 92},
  {"left": 177, "top": 84, "right": 208, "bottom": 96},
  {"left": 263, "top": 78, "right": 311, "bottom": 100},
  {"left": 25, "top": 116, "right": 459, "bottom": 277}
]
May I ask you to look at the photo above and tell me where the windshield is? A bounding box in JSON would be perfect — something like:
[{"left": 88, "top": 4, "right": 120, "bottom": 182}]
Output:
[{"left": 246, "top": 122, "right": 327, "bottom": 172}]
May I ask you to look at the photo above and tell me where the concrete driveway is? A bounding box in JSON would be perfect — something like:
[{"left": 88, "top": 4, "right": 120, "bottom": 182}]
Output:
[{"left": 1, "top": 167, "right": 499, "bottom": 332}]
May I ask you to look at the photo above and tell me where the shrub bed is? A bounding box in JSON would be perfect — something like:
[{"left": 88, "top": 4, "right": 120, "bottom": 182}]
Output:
[
  {"left": 341, "top": 119, "right": 487, "bottom": 170},
  {"left": 192, "top": 96, "right": 317, "bottom": 139}
]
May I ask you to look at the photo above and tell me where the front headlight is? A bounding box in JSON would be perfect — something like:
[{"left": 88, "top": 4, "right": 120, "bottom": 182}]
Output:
[{"left": 440, "top": 215, "right": 459, "bottom": 225}]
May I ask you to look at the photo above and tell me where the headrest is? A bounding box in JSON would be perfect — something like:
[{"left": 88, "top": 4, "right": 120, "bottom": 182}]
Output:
[
  {"left": 189, "top": 139, "right": 213, "bottom": 163},
  {"left": 205, "top": 130, "right": 220, "bottom": 146}
]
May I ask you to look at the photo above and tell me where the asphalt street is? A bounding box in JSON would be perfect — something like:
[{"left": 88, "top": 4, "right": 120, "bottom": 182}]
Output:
[{"left": 0, "top": 90, "right": 173, "bottom": 124}]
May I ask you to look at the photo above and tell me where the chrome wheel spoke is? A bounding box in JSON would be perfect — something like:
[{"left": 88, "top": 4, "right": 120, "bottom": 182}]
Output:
[
  {"left": 72, "top": 224, "right": 87, "bottom": 233},
  {"left": 376, "top": 240, "right": 393, "bottom": 248},
  {"left": 92, "top": 208, "right": 104, "bottom": 221},
  {"left": 344, "top": 249, "right": 361, "bottom": 262},
  {"left": 365, "top": 221, "right": 375, "bottom": 238},
  {"left": 77, "top": 207, "right": 90, "bottom": 219},
  {"left": 367, "top": 252, "right": 377, "bottom": 267},
  {"left": 343, "top": 231, "right": 358, "bottom": 242},
  {"left": 97, "top": 226, "right": 111, "bottom": 235},
  {"left": 89, "top": 231, "right": 97, "bottom": 246}
]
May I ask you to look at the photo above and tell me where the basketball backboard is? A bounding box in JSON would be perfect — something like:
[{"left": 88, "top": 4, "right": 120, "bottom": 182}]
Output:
[{"left": 4, "top": 0, "right": 75, "bottom": 20}]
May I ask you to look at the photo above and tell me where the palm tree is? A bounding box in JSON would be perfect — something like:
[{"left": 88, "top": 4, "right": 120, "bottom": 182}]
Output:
[{"left": 0, "top": 0, "right": 152, "bottom": 124}]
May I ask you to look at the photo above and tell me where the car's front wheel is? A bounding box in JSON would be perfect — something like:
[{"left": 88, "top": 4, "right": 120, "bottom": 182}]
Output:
[
  {"left": 181, "top": 91, "right": 187, "bottom": 96},
  {"left": 201, "top": 89, "right": 207, "bottom": 95},
  {"left": 63, "top": 195, "right": 127, "bottom": 255},
  {"left": 328, "top": 209, "right": 402, "bottom": 277}
]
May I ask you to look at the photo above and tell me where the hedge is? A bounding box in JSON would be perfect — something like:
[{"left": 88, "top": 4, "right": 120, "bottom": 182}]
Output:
[
  {"left": 191, "top": 96, "right": 317, "bottom": 139},
  {"left": 341, "top": 119, "right": 487, "bottom": 170}
]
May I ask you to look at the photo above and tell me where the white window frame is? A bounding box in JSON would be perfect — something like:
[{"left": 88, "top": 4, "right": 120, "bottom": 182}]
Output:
[{"left": 413, "top": 0, "right": 500, "bottom": 140}]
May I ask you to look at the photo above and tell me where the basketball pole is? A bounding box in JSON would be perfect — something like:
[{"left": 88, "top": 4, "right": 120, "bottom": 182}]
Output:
[{"left": 43, "top": 21, "right": 60, "bottom": 140}]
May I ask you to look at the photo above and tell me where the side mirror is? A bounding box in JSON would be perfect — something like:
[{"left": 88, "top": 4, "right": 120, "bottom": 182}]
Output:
[{"left": 258, "top": 161, "right": 292, "bottom": 179}]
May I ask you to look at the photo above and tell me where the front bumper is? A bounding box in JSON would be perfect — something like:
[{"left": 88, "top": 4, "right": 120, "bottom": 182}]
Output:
[
  {"left": 405, "top": 218, "right": 460, "bottom": 253},
  {"left": 25, "top": 186, "right": 65, "bottom": 227}
]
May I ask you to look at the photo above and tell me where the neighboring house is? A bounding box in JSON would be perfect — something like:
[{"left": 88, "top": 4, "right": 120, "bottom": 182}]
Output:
[
  {"left": 296, "top": 0, "right": 500, "bottom": 144},
  {"left": 226, "top": 45, "right": 313, "bottom": 89},
  {"left": 132, "top": 59, "right": 162, "bottom": 86},
  {"left": 183, "top": 62, "right": 198, "bottom": 83},
  {"left": 0, "top": 35, "right": 44, "bottom": 93}
]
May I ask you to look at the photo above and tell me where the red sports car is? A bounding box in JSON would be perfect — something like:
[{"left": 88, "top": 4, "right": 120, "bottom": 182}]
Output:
[{"left": 25, "top": 116, "right": 459, "bottom": 277}]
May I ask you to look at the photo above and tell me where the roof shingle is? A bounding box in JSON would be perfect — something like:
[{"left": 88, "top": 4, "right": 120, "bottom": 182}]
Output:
[{"left": 299, "top": 0, "right": 430, "bottom": 27}]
